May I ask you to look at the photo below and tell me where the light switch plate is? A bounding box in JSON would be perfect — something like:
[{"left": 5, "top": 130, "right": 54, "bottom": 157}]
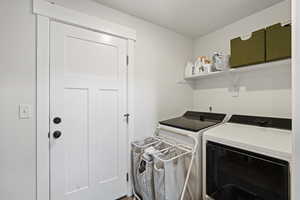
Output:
[{"left": 19, "top": 104, "right": 32, "bottom": 119}]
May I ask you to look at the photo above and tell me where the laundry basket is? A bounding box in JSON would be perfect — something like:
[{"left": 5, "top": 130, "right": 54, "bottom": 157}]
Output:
[
  {"left": 131, "top": 137, "right": 158, "bottom": 199},
  {"left": 131, "top": 137, "right": 173, "bottom": 200},
  {"left": 153, "top": 146, "right": 193, "bottom": 200},
  {"left": 131, "top": 135, "right": 196, "bottom": 200}
]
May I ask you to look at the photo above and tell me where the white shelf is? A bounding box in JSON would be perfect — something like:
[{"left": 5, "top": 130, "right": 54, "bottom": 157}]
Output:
[
  {"left": 184, "top": 58, "right": 291, "bottom": 81},
  {"left": 185, "top": 70, "right": 226, "bottom": 80}
]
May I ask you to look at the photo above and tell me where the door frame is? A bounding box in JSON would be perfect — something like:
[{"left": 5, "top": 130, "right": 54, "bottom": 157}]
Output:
[{"left": 34, "top": 1, "right": 136, "bottom": 200}]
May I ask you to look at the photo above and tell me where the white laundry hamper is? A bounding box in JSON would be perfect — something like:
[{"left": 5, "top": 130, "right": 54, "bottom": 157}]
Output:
[
  {"left": 153, "top": 147, "right": 192, "bottom": 200},
  {"left": 131, "top": 137, "right": 173, "bottom": 200},
  {"left": 136, "top": 155, "right": 155, "bottom": 200},
  {"left": 131, "top": 134, "right": 197, "bottom": 200}
]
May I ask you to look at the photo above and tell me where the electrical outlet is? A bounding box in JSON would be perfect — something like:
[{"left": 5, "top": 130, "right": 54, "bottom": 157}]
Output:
[
  {"left": 19, "top": 104, "right": 32, "bottom": 119},
  {"left": 232, "top": 87, "right": 239, "bottom": 97}
]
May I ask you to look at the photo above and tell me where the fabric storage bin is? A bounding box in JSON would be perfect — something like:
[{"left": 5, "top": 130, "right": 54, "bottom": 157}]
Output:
[
  {"left": 136, "top": 156, "right": 155, "bottom": 200},
  {"left": 153, "top": 147, "right": 192, "bottom": 200},
  {"left": 230, "top": 29, "right": 266, "bottom": 68},
  {"left": 266, "top": 23, "right": 291, "bottom": 61},
  {"left": 131, "top": 137, "right": 159, "bottom": 199},
  {"left": 131, "top": 138, "right": 174, "bottom": 200}
]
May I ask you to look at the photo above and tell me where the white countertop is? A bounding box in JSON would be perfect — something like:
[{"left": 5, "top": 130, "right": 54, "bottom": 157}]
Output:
[{"left": 203, "top": 123, "right": 292, "bottom": 161}]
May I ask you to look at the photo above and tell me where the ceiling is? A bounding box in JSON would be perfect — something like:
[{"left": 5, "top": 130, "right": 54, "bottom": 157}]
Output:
[{"left": 95, "top": 0, "right": 283, "bottom": 38}]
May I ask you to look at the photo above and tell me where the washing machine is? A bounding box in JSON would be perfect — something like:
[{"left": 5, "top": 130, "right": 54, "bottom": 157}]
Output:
[
  {"left": 157, "top": 111, "right": 227, "bottom": 200},
  {"left": 202, "top": 114, "right": 292, "bottom": 200}
]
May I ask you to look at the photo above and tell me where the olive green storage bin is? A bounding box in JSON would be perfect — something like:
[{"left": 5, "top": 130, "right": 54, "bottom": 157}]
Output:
[
  {"left": 230, "top": 29, "right": 266, "bottom": 68},
  {"left": 266, "top": 23, "right": 291, "bottom": 62}
]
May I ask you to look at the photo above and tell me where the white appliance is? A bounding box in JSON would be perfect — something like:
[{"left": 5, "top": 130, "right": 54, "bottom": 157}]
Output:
[
  {"left": 157, "top": 111, "right": 228, "bottom": 200},
  {"left": 202, "top": 115, "right": 292, "bottom": 200}
]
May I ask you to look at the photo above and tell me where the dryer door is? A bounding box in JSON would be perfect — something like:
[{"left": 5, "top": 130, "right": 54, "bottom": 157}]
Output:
[{"left": 206, "top": 142, "right": 289, "bottom": 200}]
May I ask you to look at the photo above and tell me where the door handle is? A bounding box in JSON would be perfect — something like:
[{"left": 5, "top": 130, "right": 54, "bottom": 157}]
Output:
[
  {"left": 53, "top": 131, "right": 62, "bottom": 139},
  {"left": 53, "top": 117, "right": 62, "bottom": 124},
  {"left": 124, "top": 113, "right": 130, "bottom": 123}
]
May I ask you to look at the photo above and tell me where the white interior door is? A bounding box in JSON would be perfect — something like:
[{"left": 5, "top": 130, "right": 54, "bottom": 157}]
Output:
[{"left": 50, "top": 21, "right": 128, "bottom": 200}]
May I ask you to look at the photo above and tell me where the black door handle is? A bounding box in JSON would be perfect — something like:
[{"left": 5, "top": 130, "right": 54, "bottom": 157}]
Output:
[
  {"left": 53, "top": 117, "right": 62, "bottom": 124},
  {"left": 53, "top": 131, "right": 62, "bottom": 139}
]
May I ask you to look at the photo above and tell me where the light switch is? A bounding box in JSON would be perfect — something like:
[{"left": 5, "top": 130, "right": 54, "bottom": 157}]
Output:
[{"left": 19, "top": 104, "right": 32, "bottom": 119}]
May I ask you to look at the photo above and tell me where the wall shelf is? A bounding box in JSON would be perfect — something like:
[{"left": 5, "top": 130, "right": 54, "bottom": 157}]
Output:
[{"left": 184, "top": 58, "right": 291, "bottom": 81}]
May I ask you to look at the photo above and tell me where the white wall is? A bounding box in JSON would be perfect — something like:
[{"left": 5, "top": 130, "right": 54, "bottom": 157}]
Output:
[
  {"left": 193, "top": 0, "right": 292, "bottom": 118},
  {"left": 0, "top": 1, "right": 36, "bottom": 199},
  {"left": 0, "top": 0, "right": 193, "bottom": 200}
]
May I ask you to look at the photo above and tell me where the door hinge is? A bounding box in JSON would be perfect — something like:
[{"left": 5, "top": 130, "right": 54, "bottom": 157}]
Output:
[
  {"left": 124, "top": 113, "right": 130, "bottom": 124},
  {"left": 48, "top": 132, "right": 50, "bottom": 138},
  {"left": 126, "top": 173, "right": 129, "bottom": 182},
  {"left": 126, "top": 55, "right": 129, "bottom": 66}
]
